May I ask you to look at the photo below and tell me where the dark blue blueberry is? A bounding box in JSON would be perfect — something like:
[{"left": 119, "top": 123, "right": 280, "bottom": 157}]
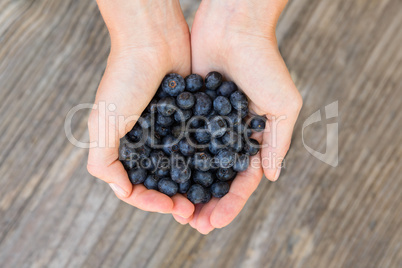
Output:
[
  {"left": 178, "top": 180, "right": 192, "bottom": 194},
  {"left": 126, "top": 123, "right": 143, "bottom": 143},
  {"left": 156, "top": 87, "right": 169, "bottom": 98},
  {"left": 209, "top": 109, "right": 217, "bottom": 117},
  {"left": 121, "top": 159, "right": 137, "bottom": 170},
  {"left": 240, "top": 107, "right": 248, "bottom": 118},
  {"left": 155, "top": 165, "right": 170, "bottom": 178},
  {"left": 225, "top": 111, "right": 242, "bottom": 128},
  {"left": 194, "top": 126, "right": 211, "bottom": 144},
  {"left": 213, "top": 96, "right": 232, "bottom": 116},
  {"left": 148, "top": 150, "right": 167, "bottom": 170},
  {"left": 222, "top": 131, "right": 239, "bottom": 146},
  {"left": 205, "top": 89, "right": 217, "bottom": 100},
  {"left": 209, "top": 138, "right": 224, "bottom": 155},
  {"left": 230, "top": 91, "right": 248, "bottom": 111},
  {"left": 250, "top": 116, "right": 266, "bottom": 132},
  {"left": 217, "top": 81, "right": 237, "bottom": 97},
  {"left": 179, "top": 138, "right": 196, "bottom": 156},
  {"left": 205, "top": 71, "right": 223, "bottom": 90},
  {"left": 193, "top": 152, "right": 212, "bottom": 171},
  {"left": 158, "top": 178, "right": 178, "bottom": 197},
  {"left": 207, "top": 115, "right": 227, "bottom": 138},
  {"left": 162, "top": 135, "right": 180, "bottom": 155},
  {"left": 185, "top": 74, "right": 203, "bottom": 92},
  {"left": 155, "top": 124, "right": 170, "bottom": 137},
  {"left": 171, "top": 125, "right": 185, "bottom": 139},
  {"left": 145, "top": 132, "right": 160, "bottom": 148},
  {"left": 216, "top": 168, "right": 237, "bottom": 181},
  {"left": 174, "top": 109, "right": 193, "bottom": 122},
  {"left": 144, "top": 175, "right": 160, "bottom": 190},
  {"left": 162, "top": 73, "right": 185, "bottom": 97},
  {"left": 147, "top": 99, "right": 158, "bottom": 113},
  {"left": 202, "top": 189, "right": 212, "bottom": 203},
  {"left": 156, "top": 113, "right": 174, "bottom": 127},
  {"left": 119, "top": 142, "right": 138, "bottom": 160},
  {"left": 189, "top": 116, "right": 206, "bottom": 128},
  {"left": 231, "top": 137, "right": 244, "bottom": 153},
  {"left": 233, "top": 154, "right": 250, "bottom": 172},
  {"left": 211, "top": 181, "right": 230, "bottom": 198},
  {"left": 193, "top": 92, "right": 212, "bottom": 116},
  {"left": 193, "top": 171, "right": 215, "bottom": 188},
  {"left": 176, "top": 92, "right": 195, "bottom": 109},
  {"left": 215, "top": 149, "right": 236, "bottom": 168},
  {"left": 140, "top": 113, "right": 153, "bottom": 129},
  {"left": 187, "top": 184, "right": 207, "bottom": 204},
  {"left": 128, "top": 168, "right": 147, "bottom": 185},
  {"left": 236, "top": 123, "right": 252, "bottom": 138},
  {"left": 157, "top": 97, "right": 177, "bottom": 116},
  {"left": 134, "top": 144, "right": 152, "bottom": 158},
  {"left": 243, "top": 138, "right": 260, "bottom": 156},
  {"left": 171, "top": 162, "right": 191, "bottom": 183}
]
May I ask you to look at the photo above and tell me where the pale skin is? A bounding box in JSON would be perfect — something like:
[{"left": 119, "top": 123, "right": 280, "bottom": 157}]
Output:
[{"left": 88, "top": 0, "right": 302, "bottom": 234}]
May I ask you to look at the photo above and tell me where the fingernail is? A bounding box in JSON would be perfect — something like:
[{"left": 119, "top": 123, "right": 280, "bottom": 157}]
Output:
[
  {"left": 109, "top": 183, "right": 128, "bottom": 198},
  {"left": 274, "top": 167, "right": 282, "bottom": 181}
]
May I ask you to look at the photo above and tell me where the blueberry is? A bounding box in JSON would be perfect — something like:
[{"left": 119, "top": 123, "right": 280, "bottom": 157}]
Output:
[
  {"left": 157, "top": 97, "right": 177, "bottom": 116},
  {"left": 128, "top": 168, "right": 147, "bottom": 185},
  {"left": 178, "top": 180, "right": 192, "bottom": 194},
  {"left": 119, "top": 142, "right": 138, "bottom": 160},
  {"left": 121, "top": 159, "right": 137, "bottom": 170},
  {"left": 250, "top": 116, "right": 266, "bottom": 132},
  {"left": 205, "top": 89, "right": 217, "bottom": 100},
  {"left": 145, "top": 132, "right": 160, "bottom": 148},
  {"left": 233, "top": 154, "right": 250, "bottom": 172},
  {"left": 205, "top": 71, "right": 223, "bottom": 90},
  {"left": 156, "top": 113, "right": 174, "bottom": 127},
  {"left": 162, "top": 135, "right": 180, "bottom": 155},
  {"left": 171, "top": 125, "right": 185, "bottom": 139},
  {"left": 194, "top": 126, "right": 211, "bottom": 144},
  {"left": 243, "top": 138, "right": 260, "bottom": 156},
  {"left": 236, "top": 123, "right": 252, "bottom": 138},
  {"left": 193, "top": 92, "right": 212, "bottom": 116},
  {"left": 147, "top": 99, "right": 158, "bottom": 113},
  {"left": 176, "top": 92, "right": 195, "bottom": 109},
  {"left": 155, "top": 165, "right": 170, "bottom": 178},
  {"left": 216, "top": 168, "right": 237, "bottom": 181},
  {"left": 155, "top": 124, "right": 171, "bottom": 137},
  {"left": 156, "top": 87, "right": 169, "bottom": 98},
  {"left": 202, "top": 189, "right": 212, "bottom": 203},
  {"left": 189, "top": 116, "right": 206, "bottom": 128},
  {"left": 162, "top": 73, "right": 185, "bottom": 97},
  {"left": 144, "top": 175, "right": 160, "bottom": 190},
  {"left": 230, "top": 91, "right": 248, "bottom": 111},
  {"left": 231, "top": 137, "right": 244, "bottom": 153},
  {"left": 185, "top": 74, "right": 203, "bottom": 92},
  {"left": 187, "top": 184, "right": 207, "bottom": 204},
  {"left": 209, "top": 138, "right": 224, "bottom": 155},
  {"left": 211, "top": 182, "right": 230, "bottom": 198},
  {"left": 134, "top": 144, "right": 152, "bottom": 158},
  {"left": 158, "top": 178, "right": 178, "bottom": 197},
  {"left": 226, "top": 111, "right": 242, "bottom": 128},
  {"left": 140, "top": 113, "right": 153, "bottom": 129},
  {"left": 126, "top": 123, "right": 143, "bottom": 143},
  {"left": 207, "top": 115, "right": 227, "bottom": 138},
  {"left": 179, "top": 138, "right": 196, "bottom": 156},
  {"left": 174, "top": 109, "right": 193, "bottom": 122},
  {"left": 217, "top": 81, "right": 237, "bottom": 97},
  {"left": 193, "top": 152, "right": 212, "bottom": 171},
  {"left": 222, "top": 131, "right": 239, "bottom": 146},
  {"left": 171, "top": 162, "right": 191, "bottom": 183},
  {"left": 193, "top": 171, "right": 215, "bottom": 187},
  {"left": 213, "top": 96, "right": 232, "bottom": 116},
  {"left": 240, "top": 107, "right": 249, "bottom": 118},
  {"left": 149, "top": 150, "right": 167, "bottom": 170},
  {"left": 215, "top": 149, "right": 236, "bottom": 168}
]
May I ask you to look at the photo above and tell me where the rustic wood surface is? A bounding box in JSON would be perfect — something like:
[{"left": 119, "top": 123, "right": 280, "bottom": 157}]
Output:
[{"left": 0, "top": 0, "right": 401, "bottom": 267}]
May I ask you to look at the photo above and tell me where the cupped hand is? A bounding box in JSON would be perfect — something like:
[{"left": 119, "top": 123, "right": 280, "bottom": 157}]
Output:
[
  {"left": 87, "top": 0, "right": 194, "bottom": 218},
  {"left": 175, "top": 0, "right": 303, "bottom": 233}
]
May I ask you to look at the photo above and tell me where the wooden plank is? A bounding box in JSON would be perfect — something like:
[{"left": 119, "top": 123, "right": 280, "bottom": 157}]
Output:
[{"left": 0, "top": 0, "right": 401, "bottom": 267}]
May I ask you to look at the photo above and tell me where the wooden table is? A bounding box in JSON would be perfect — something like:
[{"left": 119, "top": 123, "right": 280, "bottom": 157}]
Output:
[{"left": 0, "top": 0, "right": 401, "bottom": 267}]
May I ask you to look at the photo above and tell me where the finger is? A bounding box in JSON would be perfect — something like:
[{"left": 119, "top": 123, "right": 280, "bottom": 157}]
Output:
[
  {"left": 172, "top": 214, "right": 193, "bottom": 225},
  {"left": 193, "top": 197, "right": 219, "bottom": 235},
  {"left": 119, "top": 185, "right": 174, "bottom": 213},
  {"left": 210, "top": 134, "right": 263, "bottom": 229},
  {"left": 189, "top": 204, "right": 204, "bottom": 229},
  {"left": 171, "top": 194, "right": 195, "bottom": 218}
]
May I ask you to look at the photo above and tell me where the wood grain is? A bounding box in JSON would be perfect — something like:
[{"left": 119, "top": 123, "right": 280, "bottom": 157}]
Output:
[{"left": 0, "top": 0, "right": 401, "bottom": 267}]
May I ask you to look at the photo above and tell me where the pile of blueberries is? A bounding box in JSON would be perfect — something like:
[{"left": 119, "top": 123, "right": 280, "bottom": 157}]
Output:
[{"left": 119, "top": 72, "right": 266, "bottom": 204}]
